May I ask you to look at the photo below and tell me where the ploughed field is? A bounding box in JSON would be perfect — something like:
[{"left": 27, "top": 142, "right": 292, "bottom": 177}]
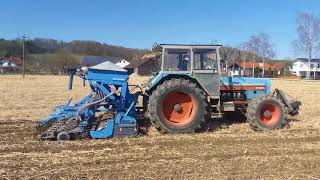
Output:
[{"left": 0, "top": 75, "right": 320, "bottom": 179}]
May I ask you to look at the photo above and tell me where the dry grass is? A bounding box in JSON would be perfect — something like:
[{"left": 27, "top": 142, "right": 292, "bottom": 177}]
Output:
[{"left": 0, "top": 75, "right": 320, "bottom": 179}]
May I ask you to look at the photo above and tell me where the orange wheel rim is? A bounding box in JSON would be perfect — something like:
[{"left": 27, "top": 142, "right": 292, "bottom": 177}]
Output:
[
  {"left": 259, "top": 103, "right": 280, "bottom": 126},
  {"left": 162, "top": 91, "right": 197, "bottom": 126}
]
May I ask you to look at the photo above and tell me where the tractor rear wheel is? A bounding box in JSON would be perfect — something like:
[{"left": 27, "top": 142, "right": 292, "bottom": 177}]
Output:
[
  {"left": 147, "top": 78, "right": 209, "bottom": 133},
  {"left": 246, "top": 95, "right": 286, "bottom": 131}
]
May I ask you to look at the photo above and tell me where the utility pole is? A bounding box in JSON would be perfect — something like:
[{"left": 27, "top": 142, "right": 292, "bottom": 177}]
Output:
[
  {"left": 252, "top": 54, "right": 255, "bottom": 78},
  {"left": 19, "top": 34, "right": 28, "bottom": 78},
  {"left": 262, "top": 58, "right": 265, "bottom": 78},
  {"left": 243, "top": 53, "right": 246, "bottom": 77},
  {"left": 237, "top": 50, "right": 240, "bottom": 76}
]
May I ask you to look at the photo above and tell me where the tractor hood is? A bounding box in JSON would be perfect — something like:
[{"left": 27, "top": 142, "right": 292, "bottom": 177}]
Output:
[{"left": 220, "top": 76, "right": 271, "bottom": 94}]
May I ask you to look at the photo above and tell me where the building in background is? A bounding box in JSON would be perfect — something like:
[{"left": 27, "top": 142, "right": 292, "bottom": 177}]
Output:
[
  {"left": 291, "top": 58, "right": 320, "bottom": 79},
  {"left": 226, "top": 61, "right": 290, "bottom": 77},
  {"left": 0, "top": 57, "right": 22, "bottom": 73},
  {"left": 272, "top": 62, "right": 290, "bottom": 76},
  {"left": 114, "top": 58, "right": 130, "bottom": 68},
  {"left": 227, "top": 63, "right": 240, "bottom": 76},
  {"left": 239, "top": 62, "right": 272, "bottom": 77},
  {"left": 125, "top": 53, "right": 161, "bottom": 76}
]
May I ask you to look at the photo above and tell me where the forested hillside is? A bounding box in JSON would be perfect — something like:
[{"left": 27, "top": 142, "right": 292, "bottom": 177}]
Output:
[
  {"left": 0, "top": 38, "right": 150, "bottom": 74},
  {"left": 0, "top": 38, "right": 149, "bottom": 59},
  {"left": 0, "top": 38, "right": 289, "bottom": 74}
]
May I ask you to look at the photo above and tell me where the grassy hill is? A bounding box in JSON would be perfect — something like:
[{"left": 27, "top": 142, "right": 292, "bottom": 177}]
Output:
[
  {"left": 26, "top": 53, "right": 90, "bottom": 74},
  {"left": 28, "top": 53, "right": 89, "bottom": 63}
]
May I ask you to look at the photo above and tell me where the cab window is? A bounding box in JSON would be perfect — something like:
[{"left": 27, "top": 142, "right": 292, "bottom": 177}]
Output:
[
  {"left": 163, "top": 49, "right": 191, "bottom": 71},
  {"left": 193, "top": 49, "right": 217, "bottom": 70}
]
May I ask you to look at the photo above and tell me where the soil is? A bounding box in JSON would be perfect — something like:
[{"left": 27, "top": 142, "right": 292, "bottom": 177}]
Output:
[{"left": 0, "top": 75, "right": 319, "bottom": 179}]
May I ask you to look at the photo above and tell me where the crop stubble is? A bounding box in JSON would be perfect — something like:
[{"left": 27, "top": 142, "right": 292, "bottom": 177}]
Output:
[{"left": 0, "top": 75, "right": 319, "bottom": 179}]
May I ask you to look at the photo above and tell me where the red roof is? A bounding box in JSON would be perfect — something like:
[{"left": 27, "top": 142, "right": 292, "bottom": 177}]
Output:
[
  {"left": 239, "top": 61, "right": 288, "bottom": 71},
  {"left": 271, "top": 63, "right": 287, "bottom": 71},
  {"left": 240, "top": 62, "right": 272, "bottom": 70}
]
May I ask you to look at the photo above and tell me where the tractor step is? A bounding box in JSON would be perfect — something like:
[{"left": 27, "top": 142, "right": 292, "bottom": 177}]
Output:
[{"left": 211, "top": 113, "right": 223, "bottom": 119}]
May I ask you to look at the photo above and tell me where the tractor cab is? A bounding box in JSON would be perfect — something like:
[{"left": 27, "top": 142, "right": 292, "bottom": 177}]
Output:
[
  {"left": 160, "top": 44, "right": 221, "bottom": 73},
  {"left": 147, "top": 44, "right": 222, "bottom": 98}
]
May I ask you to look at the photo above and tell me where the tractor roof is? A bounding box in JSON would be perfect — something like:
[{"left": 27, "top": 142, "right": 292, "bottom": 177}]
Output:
[{"left": 160, "top": 44, "right": 222, "bottom": 49}]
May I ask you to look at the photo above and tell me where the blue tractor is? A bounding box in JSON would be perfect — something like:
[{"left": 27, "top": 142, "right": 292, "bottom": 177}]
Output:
[{"left": 36, "top": 44, "right": 301, "bottom": 140}]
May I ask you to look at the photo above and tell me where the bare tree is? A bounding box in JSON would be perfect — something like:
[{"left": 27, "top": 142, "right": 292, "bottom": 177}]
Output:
[
  {"left": 220, "top": 45, "right": 241, "bottom": 76},
  {"left": 244, "top": 33, "right": 275, "bottom": 77},
  {"left": 243, "top": 40, "right": 258, "bottom": 77},
  {"left": 259, "top": 33, "right": 276, "bottom": 77},
  {"left": 220, "top": 46, "right": 233, "bottom": 75},
  {"left": 292, "top": 13, "right": 320, "bottom": 79},
  {"left": 56, "top": 49, "right": 78, "bottom": 74},
  {"left": 239, "top": 43, "right": 250, "bottom": 77}
]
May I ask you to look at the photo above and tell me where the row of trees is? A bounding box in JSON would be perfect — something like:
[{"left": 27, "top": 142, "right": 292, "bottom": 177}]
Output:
[
  {"left": 292, "top": 13, "right": 320, "bottom": 78},
  {"left": 0, "top": 38, "right": 148, "bottom": 60},
  {"left": 26, "top": 50, "right": 79, "bottom": 74},
  {"left": 241, "top": 33, "right": 275, "bottom": 77},
  {"left": 219, "top": 33, "right": 275, "bottom": 77},
  {"left": 223, "top": 12, "right": 320, "bottom": 78},
  {"left": 0, "top": 38, "right": 149, "bottom": 74}
]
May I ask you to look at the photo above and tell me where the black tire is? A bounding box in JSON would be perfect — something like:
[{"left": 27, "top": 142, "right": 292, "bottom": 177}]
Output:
[
  {"left": 57, "top": 131, "right": 70, "bottom": 141},
  {"left": 147, "top": 78, "right": 209, "bottom": 133},
  {"left": 246, "top": 95, "right": 287, "bottom": 131}
]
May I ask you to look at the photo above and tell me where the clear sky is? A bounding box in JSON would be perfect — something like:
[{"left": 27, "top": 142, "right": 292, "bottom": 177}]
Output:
[{"left": 1, "top": 0, "right": 320, "bottom": 59}]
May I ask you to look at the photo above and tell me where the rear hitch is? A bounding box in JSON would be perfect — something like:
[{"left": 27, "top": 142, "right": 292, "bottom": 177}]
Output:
[{"left": 272, "top": 89, "right": 301, "bottom": 116}]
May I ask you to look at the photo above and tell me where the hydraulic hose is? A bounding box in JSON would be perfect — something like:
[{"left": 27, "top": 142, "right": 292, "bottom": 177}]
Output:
[{"left": 76, "top": 85, "right": 117, "bottom": 122}]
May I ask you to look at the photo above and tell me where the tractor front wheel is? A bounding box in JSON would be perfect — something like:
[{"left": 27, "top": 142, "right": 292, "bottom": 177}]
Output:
[
  {"left": 246, "top": 95, "right": 287, "bottom": 131},
  {"left": 147, "top": 78, "right": 209, "bottom": 133}
]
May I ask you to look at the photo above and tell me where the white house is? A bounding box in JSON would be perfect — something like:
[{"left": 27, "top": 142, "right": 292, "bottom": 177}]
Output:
[
  {"left": 0, "top": 59, "right": 18, "bottom": 73},
  {"left": 291, "top": 58, "right": 320, "bottom": 79},
  {"left": 227, "top": 63, "right": 240, "bottom": 76},
  {"left": 0, "top": 60, "right": 17, "bottom": 67},
  {"left": 114, "top": 59, "right": 130, "bottom": 68}
]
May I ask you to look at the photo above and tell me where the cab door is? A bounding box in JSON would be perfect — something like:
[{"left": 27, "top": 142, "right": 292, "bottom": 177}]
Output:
[{"left": 192, "top": 48, "right": 220, "bottom": 98}]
